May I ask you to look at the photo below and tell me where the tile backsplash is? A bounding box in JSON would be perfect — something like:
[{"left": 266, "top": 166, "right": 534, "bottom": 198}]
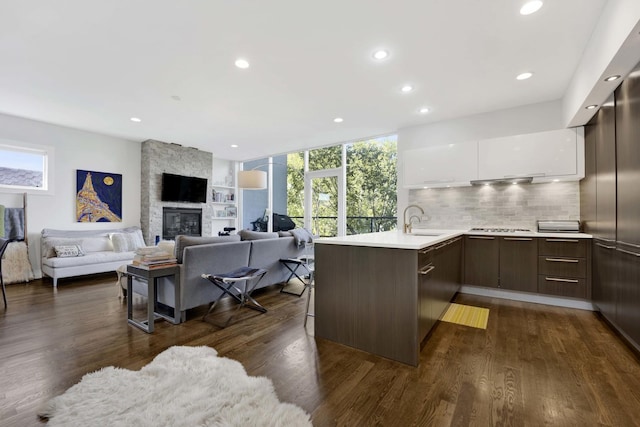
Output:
[{"left": 408, "top": 181, "right": 580, "bottom": 231}]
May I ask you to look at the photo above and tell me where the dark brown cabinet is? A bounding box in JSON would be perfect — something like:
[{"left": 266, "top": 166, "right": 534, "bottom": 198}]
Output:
[
  {"left": 582, "top": 94, "right": 617, "bottom": 323},
  {"left": 418, "top": 247, "right": 435, "bottom": 340},
  {"left": 580, "top": 60, "right": 640, "bottom": 352},
  {"left": 315, "top": 236, "right": 464, "bottom": 366},
  {"left": 616, "top": 67, "right": 640, "bottom": 247},
  {"left": 465, "top": 235, "right": 537, "bottom": 291},
  {"left": 464, "top": 235, "right": 499, "bottom": 287},
  {"left": 616, "top": 245, "right": 640, "bottom": 345},
  {"left": 499, "top": 237, "right": 537, "bottom": 292},
  {"left": 433, "top": 237, "right": 462, "bottom": 321},
  {"left": 538, "top": 238, "right": 590, "bottom": 299},
  {"left": 593, "top": 239, "right": 617, "bottom": 321},
  {"left": 465, "top": 235, "right": 590, "bottom": 298},
  {"left": 595, "top": 94, "right": 617, "bottom": 241}
]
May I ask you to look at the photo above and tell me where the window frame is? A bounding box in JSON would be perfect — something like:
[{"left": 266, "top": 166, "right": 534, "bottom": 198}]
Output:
[{"left": 0, "top": 139, "right": 54, "bottom": 194}]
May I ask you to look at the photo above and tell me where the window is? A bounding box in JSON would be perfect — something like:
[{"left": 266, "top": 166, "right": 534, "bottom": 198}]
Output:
[
  {"left": 0, "top": 141, "right": 51, "bottom": 192},
  {"left": 345, "top": 135, "right": 397, "bottom": 234}
]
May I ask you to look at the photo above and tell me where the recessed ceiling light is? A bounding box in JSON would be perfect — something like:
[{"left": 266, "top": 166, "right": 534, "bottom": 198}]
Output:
[
  {"left": 334, "top": 117, "right": 344, "bottom": 123},
  {"left": 235, "top": 58, "right": 250, "bottom": 69},
  {"left": 553, "top": 179, "right": 559, "bottom": 182},
  {"left": 604, "top": 75, "right": 621, "bottom": 82},
  {"left": 484, "top": 183, "right": 490, "bottom": 186},
  {"left": 230, "top": 144, "right": 238, "bottom": 148},
  {"left": 516, "top": 72, "right": 533, "bottom": 80},
  {"left": 512, "top": 182, "right": 518, "bottom": 185},
  {"left": 419, "top": 107, "right": 430, "bottom": 114},
  {"left": 372, "top": 50, "right": 389, "bottom": 60},
  {"left": 401, "top": 85, "right": 413, "bottom": 93},
  {"left": 130, "top": 117, "right": 141, "bottom": 122},
  {"left": 585, "top": 104, "right": 598, "bottom": 110},
  {"left": 520, "top": 1, "right": 543, "bottom": 15}
]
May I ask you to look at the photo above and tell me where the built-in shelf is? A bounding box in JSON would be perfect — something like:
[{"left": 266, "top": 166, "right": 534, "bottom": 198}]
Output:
[{"left": 211, "top": 157, "right": 239, "bottom": 235}]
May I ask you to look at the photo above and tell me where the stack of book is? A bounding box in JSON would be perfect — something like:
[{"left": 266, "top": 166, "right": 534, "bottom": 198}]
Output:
[{"left": 132, "top": 246, "right": 177, "bottom": 269}]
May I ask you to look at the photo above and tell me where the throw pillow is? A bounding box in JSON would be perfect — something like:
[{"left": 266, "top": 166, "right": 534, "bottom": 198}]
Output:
[
  {"left": 44, "top": 238, "right": 83, "bottom": 258},
  {"left": 110, "top": 233, "right": 136, "bottom": 252},
  {"left": 238, "top": 230, "right": 279, "bottom": 241},
  {"left": 110, "top": 230, "right": 146, "bottom": 252},
  {"left": 174, "top": 235, "right": 241, "bottom": 263},
  {"left": 80, "top": 236, "right": 114, "bottom": 253},
  {"left": 54, "top": 245, "right": 84, "bottom": 258},
  {"left": 130, "top": 229, "right": 146, "bottom": 249}
]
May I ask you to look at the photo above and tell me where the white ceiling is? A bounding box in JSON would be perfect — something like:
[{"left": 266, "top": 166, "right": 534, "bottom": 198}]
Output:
[{"left": 0, "top": 0, "right": 624, "bottom": 161}]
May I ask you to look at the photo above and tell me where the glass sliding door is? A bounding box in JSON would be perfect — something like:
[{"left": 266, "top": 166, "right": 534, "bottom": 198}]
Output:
[{"left": 305, "top": 168, "right": 344, "bottom": 237}]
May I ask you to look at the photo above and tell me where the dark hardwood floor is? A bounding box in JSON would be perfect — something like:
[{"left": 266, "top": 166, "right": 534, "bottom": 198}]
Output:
[{"left": 1, "top": 275, "right": 640, "bottom": 426}]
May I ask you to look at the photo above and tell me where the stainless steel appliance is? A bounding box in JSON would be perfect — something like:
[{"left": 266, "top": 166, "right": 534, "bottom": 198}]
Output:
[{"left": 536, "top": 220, "right": 580, "bottom": 233}]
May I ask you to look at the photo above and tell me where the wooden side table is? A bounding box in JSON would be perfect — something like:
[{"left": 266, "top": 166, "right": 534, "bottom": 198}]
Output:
[{"left": 126, "top": 264, "right": 180, "bottom": 333}]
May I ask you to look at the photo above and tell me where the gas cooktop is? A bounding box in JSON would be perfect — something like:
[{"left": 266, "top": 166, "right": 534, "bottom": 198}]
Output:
[{"left": 469, "top": 227, "right": 531, "bottom": 233}]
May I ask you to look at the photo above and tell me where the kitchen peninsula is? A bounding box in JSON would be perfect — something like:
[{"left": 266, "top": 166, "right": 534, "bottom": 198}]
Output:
[
  {"left": 314, "top": 228, "right": 593, "bottom": 366},
  {"left": 314, "top": 230, "right": 465, "bottom": 366}
]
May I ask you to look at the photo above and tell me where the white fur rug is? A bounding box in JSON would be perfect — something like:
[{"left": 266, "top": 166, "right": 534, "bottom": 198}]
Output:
[{"left": 38, "top": 346, "right": 312, "bottom": 426}]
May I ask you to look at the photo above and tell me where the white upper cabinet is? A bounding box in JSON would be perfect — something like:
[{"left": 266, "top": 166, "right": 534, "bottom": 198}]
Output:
[
  {"left": 403, "top": 141, "right": 478, "bottom": 188},
  {"left": 478, "top": 128, "right": 582, "bottom": 181}
]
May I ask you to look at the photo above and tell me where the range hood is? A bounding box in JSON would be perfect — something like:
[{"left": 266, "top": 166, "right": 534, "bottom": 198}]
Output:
[{"left": 470, "top": 176, "right": 534, "bottom": 186}]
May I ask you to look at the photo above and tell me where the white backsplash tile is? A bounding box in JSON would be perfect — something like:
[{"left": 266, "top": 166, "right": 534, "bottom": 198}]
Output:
[{"left": 408, "top": 181, "right": 579, "bottom": 231}]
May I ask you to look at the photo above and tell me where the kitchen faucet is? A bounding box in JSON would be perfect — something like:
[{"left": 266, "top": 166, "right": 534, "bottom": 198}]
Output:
[{"left": 403, "top": 204, "right": 425, "bottom": 233}]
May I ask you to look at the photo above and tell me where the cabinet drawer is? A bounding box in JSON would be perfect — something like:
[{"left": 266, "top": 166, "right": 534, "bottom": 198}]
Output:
[
  {"left": 538, "top": 275, "right": 587, "bottom": 299},
  {"left": 539, "top": 238, "right": 587, "bottom": 257},
  {"left": 538, "top": 256, "right": 587, "bottom": 278},
  {"left": 418, "top": 245, "right": 434, "bottom": 268}
]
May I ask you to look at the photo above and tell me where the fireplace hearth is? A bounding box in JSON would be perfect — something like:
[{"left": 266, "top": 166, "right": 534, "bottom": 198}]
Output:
[{"left": 163, "top": 207, "right": 202, "bottom": 240}]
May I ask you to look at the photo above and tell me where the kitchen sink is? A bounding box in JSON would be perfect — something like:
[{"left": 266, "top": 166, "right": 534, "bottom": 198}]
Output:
[{"left": 409, "top": 230, "right": 444, "bottom": 236}]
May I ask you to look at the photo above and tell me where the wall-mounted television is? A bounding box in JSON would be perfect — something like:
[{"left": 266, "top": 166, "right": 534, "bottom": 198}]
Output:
[{"left": 161, "top": 173, "right": 208, "bottom": 203}]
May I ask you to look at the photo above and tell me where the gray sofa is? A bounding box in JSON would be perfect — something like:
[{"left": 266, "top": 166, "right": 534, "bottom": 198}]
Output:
[{"left": 133, "top": 233, "right": 307, "bottom": 321}]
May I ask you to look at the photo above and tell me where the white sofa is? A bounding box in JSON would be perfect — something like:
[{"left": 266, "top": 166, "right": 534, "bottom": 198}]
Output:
[{"left": 40, "top": 226, "right": 144, "bottom": 287}]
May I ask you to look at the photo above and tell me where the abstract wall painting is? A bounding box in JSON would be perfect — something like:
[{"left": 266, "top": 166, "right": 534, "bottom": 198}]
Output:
[{"left": 76, "top": 170, "right": 122, "bottom": 222}]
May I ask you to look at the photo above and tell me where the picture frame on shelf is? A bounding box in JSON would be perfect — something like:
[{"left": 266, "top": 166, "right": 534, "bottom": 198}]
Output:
[{"left": 224, "top": 206, "right": 237, "bottom": 218}]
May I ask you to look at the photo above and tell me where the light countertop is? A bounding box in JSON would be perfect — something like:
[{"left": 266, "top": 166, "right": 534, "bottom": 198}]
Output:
[
  {"left": 316, "top": 230, "right": 466, "bottom": 250},
  {"left": 315, "top": 229, "right": 592, "bottom": 250}
]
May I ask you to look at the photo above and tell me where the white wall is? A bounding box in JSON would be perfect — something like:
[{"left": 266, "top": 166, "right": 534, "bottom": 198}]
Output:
[
  {"left": 563, "top": 0, "right": 640, "bottom": 127},
  {"left": 397, "top": 100, "right": 567, "bottom": 221},
  {"left": 0, "top": 112, "right": 141, "bottom": 277}
]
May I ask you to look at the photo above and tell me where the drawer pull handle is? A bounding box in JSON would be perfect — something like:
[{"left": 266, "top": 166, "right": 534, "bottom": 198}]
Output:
[
  {"left": 418, "top": 247, "right": 434, "bottom": 254},
  {"left": 418, "top": 265, "right": 436, "bottom": 275},
  {"left": 595, "top": 243, "right": 615, "bottom": 250},
  {"left": 595, "top": 238, "right": 616, "bottom": 244},
  {"left": 545, "top": 277, "right": 579, "bottom": 283},
  {"left": 469, "top": 236, "right": 495, "bottom": 240},
  {"left": 545, "top": 239, "right": 579, "bottom": 243},
  {"left": 616, "top": 248, "right": 640, "bottom": 257},
  {"left": 503, "top": 237, "right": 533, "bottom": 241},
  {"left": 545, "top": 258, "right": 579, "bottom": 263}
]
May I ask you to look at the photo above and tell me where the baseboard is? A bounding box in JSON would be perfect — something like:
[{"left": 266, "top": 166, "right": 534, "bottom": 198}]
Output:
[{"left": 459, "top": 285, "right": 595, "bottom": 311}]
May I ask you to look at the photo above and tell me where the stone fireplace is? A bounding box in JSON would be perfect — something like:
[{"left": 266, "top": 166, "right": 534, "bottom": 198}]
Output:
[
  {"left": 163, "top": 207, "right": 202, "bottom": 240},
  {"left": 140, "top": 140, "right": 213, "bottom": 244}
]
